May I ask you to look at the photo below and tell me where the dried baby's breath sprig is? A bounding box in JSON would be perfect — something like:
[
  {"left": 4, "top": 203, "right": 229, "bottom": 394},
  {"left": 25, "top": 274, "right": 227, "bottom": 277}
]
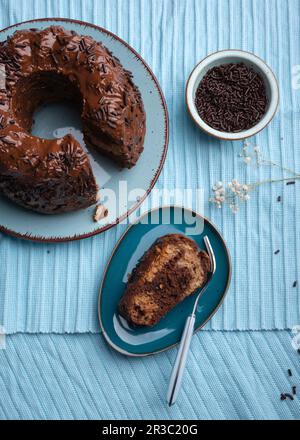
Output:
[
  {"left": 210, "top": 141, "right": 300, "bottom": 213},
  {"left": 239, "top": 141, "right": 299, "bottom": 176},
  {"left": 210, "top": 179, "right": 251, "bottom": 214}
]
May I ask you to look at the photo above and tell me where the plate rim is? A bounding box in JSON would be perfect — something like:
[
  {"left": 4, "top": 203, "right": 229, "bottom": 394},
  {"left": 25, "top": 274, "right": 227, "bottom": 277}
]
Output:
[
  {"left": 0, "top": 17, "right": 169, "bottom": 243},
  {"left": 98, "top": 205, "right": 232, "bottom": 357}
]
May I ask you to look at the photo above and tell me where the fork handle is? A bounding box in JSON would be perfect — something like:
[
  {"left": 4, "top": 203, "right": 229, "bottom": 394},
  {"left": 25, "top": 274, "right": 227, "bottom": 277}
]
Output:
[{"left": 167, "top": 314, "right": 195, "bottom": 406}]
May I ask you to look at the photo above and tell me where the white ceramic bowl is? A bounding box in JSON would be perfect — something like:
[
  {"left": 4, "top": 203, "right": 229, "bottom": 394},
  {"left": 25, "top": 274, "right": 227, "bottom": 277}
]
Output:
[{"left": 186, "top": 50, "right": 279, "bottom": 140}]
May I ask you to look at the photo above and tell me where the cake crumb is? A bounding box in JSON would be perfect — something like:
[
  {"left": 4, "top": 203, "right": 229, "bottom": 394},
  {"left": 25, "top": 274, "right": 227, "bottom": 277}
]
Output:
[{"left": 93, "top": 204, "right": 108, "bottom": 222}]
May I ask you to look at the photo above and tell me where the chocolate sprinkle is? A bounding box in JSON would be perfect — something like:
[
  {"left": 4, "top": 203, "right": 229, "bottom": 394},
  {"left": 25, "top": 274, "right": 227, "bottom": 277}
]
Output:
[
  {"left": 195, "top": 62, "right": 268, "bottom": 132},
  {"left": 293, "top": 281, "right": 298, "bottom": 288},
  {"left": 288, "top": 369, "right": 292, "bottom": 377},
  {"left": 283, "top": 393, "right": 294, "bottom": 401},
  {"left": 286, "top": 181, "right": 295, "bottom": 185},
  {"left": 274, "top": 249, "right": 280, "bottom": 255},
  {"left": 292, "top": 386, "right": 297, "bottom": 395},
  {"left": 79, "top": 38, "right": 87, "bottom": 52}
]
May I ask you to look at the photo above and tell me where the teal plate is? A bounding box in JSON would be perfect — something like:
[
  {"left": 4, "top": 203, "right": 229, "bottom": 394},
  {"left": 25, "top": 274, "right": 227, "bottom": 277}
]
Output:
[
  {"left": 99, "top": 206, "right": 231, "bottom": 356},
  {"left": 0, "top": 18, "right": 168, "bottom": 242}
]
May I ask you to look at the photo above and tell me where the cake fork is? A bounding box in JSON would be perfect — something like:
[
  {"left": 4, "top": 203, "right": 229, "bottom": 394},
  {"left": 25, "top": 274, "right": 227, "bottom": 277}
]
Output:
[{"left": 167, "top": 235, "right": 216, "bottom": 406}]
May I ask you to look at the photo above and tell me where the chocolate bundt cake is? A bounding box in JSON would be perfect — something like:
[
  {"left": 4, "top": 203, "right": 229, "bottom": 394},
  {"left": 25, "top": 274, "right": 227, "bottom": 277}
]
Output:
[
  {"left": 119, "top": 234, "right": 211, "bottom": 326},
  {"left": 0, "top": 26, "right": 145, "bottom": 214}
]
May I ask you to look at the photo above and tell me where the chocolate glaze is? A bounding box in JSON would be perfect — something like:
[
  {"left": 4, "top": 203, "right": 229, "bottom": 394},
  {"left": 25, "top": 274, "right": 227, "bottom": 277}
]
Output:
[{"left": 0, "top": 26, "right": 146, "bottom": 214}]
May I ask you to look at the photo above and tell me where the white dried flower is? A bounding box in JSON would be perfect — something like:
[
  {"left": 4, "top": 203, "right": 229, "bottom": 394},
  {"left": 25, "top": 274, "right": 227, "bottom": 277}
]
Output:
[
  {"left": 229, "top": 179, "right": 242, "bottom": 193},
  {"left": 243, "top": 156, "right": 252, "bottom": 164}
]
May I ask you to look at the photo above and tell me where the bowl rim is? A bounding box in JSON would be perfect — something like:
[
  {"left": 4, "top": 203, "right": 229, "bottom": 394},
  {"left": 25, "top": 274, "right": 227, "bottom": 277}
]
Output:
[{"left": 186, "top": 49, "right": 280, "bottom": 141}]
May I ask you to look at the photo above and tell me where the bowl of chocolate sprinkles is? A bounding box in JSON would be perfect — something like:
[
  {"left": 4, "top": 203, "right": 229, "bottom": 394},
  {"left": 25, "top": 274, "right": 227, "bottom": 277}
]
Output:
[{"left": 186, "top": 50, "right": 279, "bottom": 140}]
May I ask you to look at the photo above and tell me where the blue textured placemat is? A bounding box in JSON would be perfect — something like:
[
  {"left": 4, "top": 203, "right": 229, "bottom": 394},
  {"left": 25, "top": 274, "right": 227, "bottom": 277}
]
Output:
[
  {"left": 0, "top": 0, "right": 299, "bottom": 333},
  {"left": 0, "top": 331, "right": 299, "bottom": 420}
]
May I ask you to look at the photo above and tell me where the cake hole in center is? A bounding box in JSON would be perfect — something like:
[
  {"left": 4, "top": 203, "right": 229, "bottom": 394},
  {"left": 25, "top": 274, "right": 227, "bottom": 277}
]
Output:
[
  {"left": 31, "top": 101, "right": 112, "bottom": 186},
  {"left": 32, "top": 100, "right": 83, "bottom": 142}
]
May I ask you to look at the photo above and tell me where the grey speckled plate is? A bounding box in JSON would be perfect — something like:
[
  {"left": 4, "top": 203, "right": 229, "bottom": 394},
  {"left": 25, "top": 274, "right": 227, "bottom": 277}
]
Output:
[{"left": 0, "top": 18, "right": 168, "bottom": 242}]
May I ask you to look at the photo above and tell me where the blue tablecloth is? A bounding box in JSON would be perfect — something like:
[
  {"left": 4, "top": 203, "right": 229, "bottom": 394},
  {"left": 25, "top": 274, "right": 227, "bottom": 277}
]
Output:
[
  {"left": 1, "top": 331, "right": 300, "bottom": 420},
  {"left": 0, "top": 0, "right": 299, "bottom": 419}
]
